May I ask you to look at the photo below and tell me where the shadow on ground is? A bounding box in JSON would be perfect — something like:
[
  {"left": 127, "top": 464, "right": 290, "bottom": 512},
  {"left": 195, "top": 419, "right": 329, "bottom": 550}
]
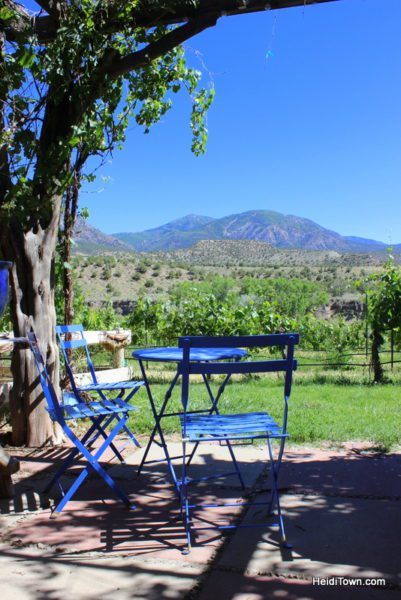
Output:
[{"left": 0, "top": 441, "right": 400, "bottom": 599}]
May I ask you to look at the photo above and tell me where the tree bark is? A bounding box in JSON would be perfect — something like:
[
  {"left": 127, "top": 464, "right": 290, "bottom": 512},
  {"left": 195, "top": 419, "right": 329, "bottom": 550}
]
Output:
[
  {"left": 371, "top": 328, "right": 384, "bottom": 384},
  {"left": 1, "top": 208, "right": 62, "bottom": 446},
  {"left": 63, "top": 177, "right": 79, "bottom": 327}
]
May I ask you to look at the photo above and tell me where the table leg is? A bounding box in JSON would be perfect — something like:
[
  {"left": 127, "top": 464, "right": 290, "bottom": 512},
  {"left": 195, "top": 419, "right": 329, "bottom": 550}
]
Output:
[{"left": 137, "top": 362, "right": 181, "bottom": 490}]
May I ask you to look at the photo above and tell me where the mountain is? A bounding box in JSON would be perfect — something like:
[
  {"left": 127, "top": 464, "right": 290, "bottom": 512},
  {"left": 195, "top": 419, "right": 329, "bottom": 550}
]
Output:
[
  {"left": 344, "top": 236, "right": 391, "bottom": 252},
  {"left": 115, "top": 214, "right": 216, "bottom": 251},
  {"left": 73, "top": 217, "right": 134, "bottom": 254},
  {"left": 113, "top": 210, "right": 391, "bottom": 253}
]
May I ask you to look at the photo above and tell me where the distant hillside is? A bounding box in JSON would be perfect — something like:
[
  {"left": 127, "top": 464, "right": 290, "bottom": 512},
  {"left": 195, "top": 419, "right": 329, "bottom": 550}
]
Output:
[
  {"left": 73, "top": 217, "right": 134, "bottom": 254},
  {"left": 113, "top": 210, "right": 391, "bottom": 253},
  {"left": 159, "top": 240, "right": 387, "bottom": 268}
]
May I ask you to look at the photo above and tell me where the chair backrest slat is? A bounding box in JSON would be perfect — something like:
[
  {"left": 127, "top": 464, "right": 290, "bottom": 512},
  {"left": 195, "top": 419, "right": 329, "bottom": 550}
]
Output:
[
  {"left": 56, "top": 324, "right": 84, "bottom": 334},
  {"left": 179, "top": 333, "right": 299, "bottom": 412},
  {"left": 284, "top": 333, "right": 296, "bottom": 399},
  {"left": 27, "top": 331, "right": 63, "bottom": 420},
  {"left": 178, "top": 333, "right": 299, "bottom": 349},
  {"left": 61, "top": 339, "right": 88, "bottom": 350},
  {"left": 178, "top": 359, "right": 297, "bottom": 376},
  {"left": 56, "top": 324, "right": 99, "bottom": 390}
]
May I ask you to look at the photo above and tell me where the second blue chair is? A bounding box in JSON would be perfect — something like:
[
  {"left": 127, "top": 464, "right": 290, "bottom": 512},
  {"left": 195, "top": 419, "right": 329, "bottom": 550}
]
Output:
[{"left": 56, "top": 324, "right": 143, "bottom": 460}]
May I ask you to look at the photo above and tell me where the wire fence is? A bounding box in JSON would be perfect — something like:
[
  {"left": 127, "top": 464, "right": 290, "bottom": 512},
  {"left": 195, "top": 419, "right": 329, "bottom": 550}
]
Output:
[
  {"left": 1, "top": 337, "right": 400, "bottom": 381},
  {"left": 123, "top": 341, "right": 401, "bottom": 374}
]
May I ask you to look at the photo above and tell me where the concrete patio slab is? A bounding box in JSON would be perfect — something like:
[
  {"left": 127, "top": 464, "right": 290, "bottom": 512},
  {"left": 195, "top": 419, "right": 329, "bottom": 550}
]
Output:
[
  {"left": 0, "top": 545, "right": 203, "bottom": 600},
  {"left": 0, "top": 441, "right": 400, "bottom": 599},
  {"left": 281, "top": 445, "right": 401, "bottom": 499},
  {"left": 217, "top": 492, "right": 401, "bottom": 584},
  {"left": 4, "top": 482, "right": 245, "bottom": 562},
  {"left": 120, "top": 440, "right": 267, "bottom": 489},
  {"left": 197, "top": 571, "right": 392, "bottom": 600},
  {"left": 3, "top": 441, "right": 266, "bottom": 562}
]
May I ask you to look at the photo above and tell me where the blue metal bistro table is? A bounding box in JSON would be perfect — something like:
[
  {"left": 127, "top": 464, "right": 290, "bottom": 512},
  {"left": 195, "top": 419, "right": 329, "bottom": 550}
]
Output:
[{"left": 132, "top": 346, "right": 247, "bottom": 492}]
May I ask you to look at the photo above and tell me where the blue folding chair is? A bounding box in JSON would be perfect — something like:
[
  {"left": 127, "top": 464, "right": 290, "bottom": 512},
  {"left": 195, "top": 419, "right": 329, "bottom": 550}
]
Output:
[
  {"left": 28, "top": 330, "right": 139, "bottom": 515},
  {"left": 178, "top": 333, "right": 299, "bottom": 554},
  {"left": 56, "top": 324, "right": 143, "bottom": 459}
]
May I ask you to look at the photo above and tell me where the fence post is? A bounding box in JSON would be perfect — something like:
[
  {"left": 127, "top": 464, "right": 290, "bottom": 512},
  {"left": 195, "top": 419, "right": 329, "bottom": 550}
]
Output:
[{"left": 365, "top": 293, "right": 369, "bottom": 358}]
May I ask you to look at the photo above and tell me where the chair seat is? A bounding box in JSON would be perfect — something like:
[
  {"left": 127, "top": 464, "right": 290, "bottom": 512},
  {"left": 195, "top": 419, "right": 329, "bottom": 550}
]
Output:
[
  {"left": 77, "top": 380, "right": 144, "bottom": 392},
  {"left": 180, "top": 412, "right": 285, "bottom": 442},
  {"left": 48, "top": 398, "right": 139, "bottom": 421}
]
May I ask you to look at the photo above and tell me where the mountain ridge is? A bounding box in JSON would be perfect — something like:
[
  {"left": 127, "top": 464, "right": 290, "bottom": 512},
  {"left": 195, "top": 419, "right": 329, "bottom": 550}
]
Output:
[
  {"left": 112, "top": 210, "right": 395, "bottom": 253},
  {"left": 73, "top": 216, "right": 134, "bottom": 254}
]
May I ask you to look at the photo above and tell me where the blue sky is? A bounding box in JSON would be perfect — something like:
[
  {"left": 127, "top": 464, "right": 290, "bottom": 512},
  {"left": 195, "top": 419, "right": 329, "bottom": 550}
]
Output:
[{"left": 79, "top": 0, "right": 401, "bottom": 242}]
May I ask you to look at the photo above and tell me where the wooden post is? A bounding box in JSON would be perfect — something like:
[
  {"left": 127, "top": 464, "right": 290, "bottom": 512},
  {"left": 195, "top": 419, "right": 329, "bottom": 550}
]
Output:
[
  {"left": 112, "top": 346, "right": 125, "bottom": 369},
  {"left": 0, "top": 444, "right": 20, "bottom": 498},
  {"left": 101, "top": 332, "right": 129, "bottom": 369}
]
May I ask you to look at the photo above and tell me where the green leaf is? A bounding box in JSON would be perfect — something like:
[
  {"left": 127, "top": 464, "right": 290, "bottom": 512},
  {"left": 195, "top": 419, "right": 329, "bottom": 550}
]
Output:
[
  {"left": 19, "top": 49, "right": 36, "bottom": 69},
  {"left": 68, "top": 136, "right": 81, "bottom": 147},
  {"left": 0, "top": 7, "right": 16, "bottom": 22}
]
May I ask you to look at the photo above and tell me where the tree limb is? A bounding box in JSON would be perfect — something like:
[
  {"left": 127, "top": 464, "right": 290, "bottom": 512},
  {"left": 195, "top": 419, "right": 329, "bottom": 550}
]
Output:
[
  {"left": 4, "top": 0, "right": 31, "bottom": 21},
  {"left": 33, "top": 0, "right": 65, "bottom": 20},
  {"left": 105, "top": 0, "right": 339, "bottom": 29},
  {"left": 108, "top": 14, "right": 219, "bottom": 78},
  {"left": 0, "top": 32, "right": 11, "bottom": 207},
  {"left": 1, "top": 14, "right": 56, "bottom": 43}
]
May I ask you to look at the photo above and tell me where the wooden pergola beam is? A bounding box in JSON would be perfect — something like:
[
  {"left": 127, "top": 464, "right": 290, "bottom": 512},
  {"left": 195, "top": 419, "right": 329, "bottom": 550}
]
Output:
[
  {"left": 132, "top": 0, "right": 339, "bottom": 26},
  {"left": 3, "top": 0, "right": 339, "bottom": 44}
]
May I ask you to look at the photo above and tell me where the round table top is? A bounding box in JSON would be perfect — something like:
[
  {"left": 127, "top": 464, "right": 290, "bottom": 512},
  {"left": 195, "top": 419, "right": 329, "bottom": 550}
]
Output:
[{"left": 132, "top": 346, "right": 247, "bottom": 363}]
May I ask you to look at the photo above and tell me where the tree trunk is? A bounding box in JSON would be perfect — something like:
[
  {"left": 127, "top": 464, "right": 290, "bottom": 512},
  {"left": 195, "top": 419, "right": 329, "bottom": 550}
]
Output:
[
  {"left": 63, "top": 178, "right": 79, "bottom": 327},
  {"left": 371, "top": 328, "right": 384, "bottom": 384},
  {"left": 1, "top": 208, "right": 62, "bottom": 446}
]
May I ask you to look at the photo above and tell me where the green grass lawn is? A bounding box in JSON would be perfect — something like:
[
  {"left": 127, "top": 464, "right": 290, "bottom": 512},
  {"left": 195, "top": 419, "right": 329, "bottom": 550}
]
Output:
[{"left": 128, "top": 377, "right": 401, "bottom": 450}]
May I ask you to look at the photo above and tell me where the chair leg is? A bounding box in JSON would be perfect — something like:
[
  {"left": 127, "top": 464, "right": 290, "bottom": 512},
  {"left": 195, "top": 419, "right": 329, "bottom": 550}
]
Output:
[
  {"left": 121, "top": 422, "right": 141, "bottom": 448},
  {"left": 44, "top": 420, "right": 101, "bottom": 493},
  {"left": 183, "top": 498, "right": 192, "bottom": 555},
  {"left": 52, "top": 417, "right": 135, "bottom": 514},
  {"left": 190, "top": 436, "right": 245, "bottom": 489},
  {"left": 181, "top": 440, "right": 192, "bottom": 554},
  {"left": 267, "top": 437, "right": 291, "bottom": 549},
  {"left": 224, "top": 439, "right": 246, "bottom": 489},
  {"left": 266, "top": 436, "right": 286, "bottom": 514},
  {"left": 90, "top": 415, "right": 126, "bottom": 463},
  {"left": 137, "top": 421, "right": 158, "bottom": 475},
  {"left": 85, "top": 387, "right": 141, "bottom": 452},
  {"left": 116, "top": 389, "right": 142, "bottom": 448},
  {"left": 88, "top": 414, "right": 140, "bottom": 461},
  {"left": 137, "top": 367, "right": 180, "bottom": 491}
]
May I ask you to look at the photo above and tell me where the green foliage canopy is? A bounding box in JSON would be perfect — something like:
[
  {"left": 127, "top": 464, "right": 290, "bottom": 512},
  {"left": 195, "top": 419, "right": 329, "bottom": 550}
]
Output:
[
  {"left": 127, "top": 279, "right": 364, "bottom": 351},
  {"left": 367, "top": 253, "right": 401, "bottom": 341},
  {"left": 1, "top": 1, "right": 215, "bottom": 227}
]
